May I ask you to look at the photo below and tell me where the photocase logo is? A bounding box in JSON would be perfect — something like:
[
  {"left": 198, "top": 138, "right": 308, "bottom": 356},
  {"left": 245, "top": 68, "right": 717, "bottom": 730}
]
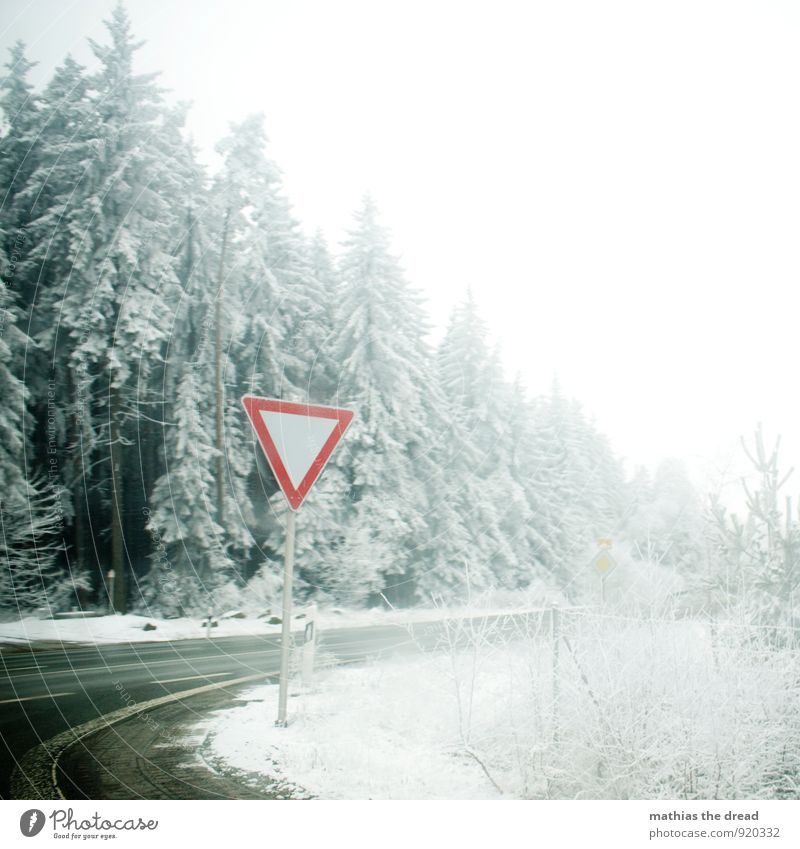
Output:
[{"left": 19, "top": 809, "right": 46, "bottom": 837}]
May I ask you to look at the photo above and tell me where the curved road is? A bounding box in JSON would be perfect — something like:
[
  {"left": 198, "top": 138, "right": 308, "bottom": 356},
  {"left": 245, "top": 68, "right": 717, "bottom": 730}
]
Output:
[{"left": 1, "top": 617, "right": 506, "bottom": 799}]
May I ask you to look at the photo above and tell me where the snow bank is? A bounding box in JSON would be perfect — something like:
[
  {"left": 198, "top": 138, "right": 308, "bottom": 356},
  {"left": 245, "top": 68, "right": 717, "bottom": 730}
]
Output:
[
  {"left": 0, "top": 613, "right": 279, "bottom": 646},
  {"left": 196, "top": 610, "right": 800, "bottom": 800},
  {"left": 197, "top": 655, "right": 503, "bottom": 800},
  {"left": 0, "top": 603, "right": 546, "bottom": 647}
]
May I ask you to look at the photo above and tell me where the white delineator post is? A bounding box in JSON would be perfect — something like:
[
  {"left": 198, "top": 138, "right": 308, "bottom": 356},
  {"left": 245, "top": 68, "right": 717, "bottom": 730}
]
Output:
[
  {"left": 301, "top": 604, "right": 318, "bottom": 691},
  {"left": 276, "top": 509, "right": 297, "bottom": 727}
]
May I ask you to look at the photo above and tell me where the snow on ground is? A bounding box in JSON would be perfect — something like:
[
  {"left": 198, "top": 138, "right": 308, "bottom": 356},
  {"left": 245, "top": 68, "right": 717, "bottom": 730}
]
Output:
[
  {"left": 195, "top": 612, "right": 800, "bottom": 800},
  {"left": 0, "top": 612, "right": 279, "bottom": 646},
  {"left": 0, "top": 603, "right": 544, "bottom": 647},
  {"left": 196, "top": 652, "right": 506, "bottom": 800}
]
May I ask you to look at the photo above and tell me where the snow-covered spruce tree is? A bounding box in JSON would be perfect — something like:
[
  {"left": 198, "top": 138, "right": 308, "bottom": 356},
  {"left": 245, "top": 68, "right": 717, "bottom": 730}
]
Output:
[
  {"left": 0, "top": 41, "right": 43, "bottom": 477},
  {"left": 519, "top": 392, "right": 575, "bottom": 591},
  {"left": 235, "top": 134, "right": 314, "bottom": 397},
  {"left": 480, "top": 352, "right": 550, "bottom": 592},
  {"left": 141, "top": 370, "right": 233, "bottom": 616},
  {"left": 14, "top": 55, "right": 99, "bottom": 583},
  {"left": 207, "top": 114, "right": 276, "bottom": 536},
  {"left": 624, "top": 458, "right": 704, "bottom": 574},
  {"left": 304, "top": 231, "right": 340, "bottom": 400},
  {"left": 0, "top": 44, "right": 79, "bottom": 611},
  {"left": 0, "top": 262, "right": 64, "bottom": 610},
  {"left": 289, "top": 231, "right": 423, "bottom": 605},
  {"left": 293, "top": 494, "right": 386, "bottom": 605},
  {"left": 426, "top": 292, "right": 519, "bottom": 592},
  {"left": 246, "top": 218, "right": 346, "bottom": 599},
  {"left": 50, "top": 4, "right": 193, "bottom": 611},
  {"left": 503, "top": 375, "right": 566, "bottom": 590},
  {"left": 201, "top": 113, "right": 309, "bottom": 588},
  {"left": 709, "top": 426, "right": 800, "bottom": 627},
  {"left": 144, "top": 113, "right": 292, "bottom": 613},
  {"left": 228, "top": 131, "right": 340, "bottom": 404},
  {"left": 0, "top": 40, "right": 40, "bottom": 311},
  {"left": 411, "top": 389, "right": 486, "bottom": 601},
  {"left": 12, "top": 53, "right": 91, "bottom": 322},
  {"left": 435, "top": 292, "right": 536, "bottom": 594},
  {"left": 147, "top": 115, "right": 340, "bottom": 609},
  {"left": 324, "top": 197, "right": 433, "bottom": 605},
  {"left": 523, "top": 381, "right": 626, "bottom": 597},
  {"left": 139, "top": 138, "right": 249, "bottom": 614}
]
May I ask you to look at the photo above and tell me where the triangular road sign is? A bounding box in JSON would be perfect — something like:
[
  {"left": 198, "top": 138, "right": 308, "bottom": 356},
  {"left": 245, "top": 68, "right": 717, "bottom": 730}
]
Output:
[{"left": 241, "top": 396, "right": 355, "bottom": 510}]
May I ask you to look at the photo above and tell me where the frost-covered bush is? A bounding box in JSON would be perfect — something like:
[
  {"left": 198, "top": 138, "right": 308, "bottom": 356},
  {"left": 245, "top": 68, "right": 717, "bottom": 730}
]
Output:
[
  {"left": 0, "top": 482, "right": 64, "bottom": 611},
  {"left": 438, "top": 610, "right": 800, "bottom": 799},
  {"left": 243, "top": 561, "right": 283, "bottom": 613},
  {"left": 40, "top": 567, "right": 94, "bottom": 615},
  {"left": 603, "top": 548, "right": 685, "bottom": 615},
  {"left": 549, "top": 614, "right": 800, "bottom": 798}
]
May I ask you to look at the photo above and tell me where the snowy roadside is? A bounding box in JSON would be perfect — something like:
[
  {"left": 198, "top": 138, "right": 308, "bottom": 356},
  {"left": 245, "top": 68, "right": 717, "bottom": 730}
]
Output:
[
  {"left": 194, "top": 652, "right": 507, "bottom": 800},
  {"left": 193, "top": 611, "right": 800, "bottom": 800},
  {"left": 0, "top": 603, "right": 546, "bottom": 649}
]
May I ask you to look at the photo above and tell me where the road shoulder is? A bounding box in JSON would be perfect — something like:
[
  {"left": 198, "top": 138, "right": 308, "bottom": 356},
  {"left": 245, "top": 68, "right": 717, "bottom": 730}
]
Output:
[{"left": 9, "top": 672, "right": 289, "bottom": 800}]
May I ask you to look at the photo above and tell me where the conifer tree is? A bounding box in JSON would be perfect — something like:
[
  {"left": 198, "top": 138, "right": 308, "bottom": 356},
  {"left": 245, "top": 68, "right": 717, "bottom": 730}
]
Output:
[
  {"left": 526, "top": 383, "right": 626, "bottom": 596},
  {"left": 328, "top": 197, "right": 433, "bottom": 603},
  {"left": 50, "top": 3, "right": 192, "bottom": 610},
  {"left": 0, "top": 40, "right": 40, "bottom": 310},
  {"left": 15, "top": 55, "right": 96, "bottom": 579},
  {"left": 0, "top": 264, "right": 62, "bottom": 609},
  {"left": 436, "top": 293, "right": 529, "bottom": 592},
  {"left": 142, "top": 369, "right": 233, "bottom": 615}
]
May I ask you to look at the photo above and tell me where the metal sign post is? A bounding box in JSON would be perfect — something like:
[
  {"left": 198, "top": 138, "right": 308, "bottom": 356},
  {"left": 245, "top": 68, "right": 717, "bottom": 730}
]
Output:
[{"left": 276, "top": 510, "right": 297, "bottom": 727}]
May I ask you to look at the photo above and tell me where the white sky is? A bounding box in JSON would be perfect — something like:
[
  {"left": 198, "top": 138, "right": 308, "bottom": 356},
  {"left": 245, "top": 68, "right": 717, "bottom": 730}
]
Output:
[{"left": 3, "top": 0, "right": 800, "bottom": 497}]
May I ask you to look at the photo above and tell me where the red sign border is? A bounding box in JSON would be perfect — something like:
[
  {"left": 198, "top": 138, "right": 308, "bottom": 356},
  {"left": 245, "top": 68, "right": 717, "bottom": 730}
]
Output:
[{"left": 241, "top": 396, "right": 354, "bottom": 511}]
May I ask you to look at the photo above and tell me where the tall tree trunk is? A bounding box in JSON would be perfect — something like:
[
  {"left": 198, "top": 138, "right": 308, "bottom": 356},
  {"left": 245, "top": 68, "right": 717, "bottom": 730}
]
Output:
[
  {"left": 68, "top": 368, "right": 89, "bottom": 593},
  {"left": 110, "top": 385, "right": 126, "bottom": 612},
  {"left": 72, "top": 469, "right": 87, "bottom": 600},
  {"left": 214, "top": 208, "right": 231, "bottom": 529}
]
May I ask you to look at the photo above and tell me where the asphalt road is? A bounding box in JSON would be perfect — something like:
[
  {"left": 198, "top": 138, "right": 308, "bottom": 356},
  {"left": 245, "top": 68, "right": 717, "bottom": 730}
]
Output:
[{"left": 0, "top": 617, "right": 470, "bottom": 799}]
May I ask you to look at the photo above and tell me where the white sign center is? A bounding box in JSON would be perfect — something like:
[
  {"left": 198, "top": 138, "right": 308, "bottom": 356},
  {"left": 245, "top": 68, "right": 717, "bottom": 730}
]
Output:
[{"left": 258, "top": 409, "right": 339, "bottom": 489}]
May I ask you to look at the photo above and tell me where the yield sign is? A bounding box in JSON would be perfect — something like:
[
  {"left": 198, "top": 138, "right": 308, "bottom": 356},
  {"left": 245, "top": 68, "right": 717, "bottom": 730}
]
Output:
[{"left": 241, "top": 396, "right": 354, "bottom": 510}]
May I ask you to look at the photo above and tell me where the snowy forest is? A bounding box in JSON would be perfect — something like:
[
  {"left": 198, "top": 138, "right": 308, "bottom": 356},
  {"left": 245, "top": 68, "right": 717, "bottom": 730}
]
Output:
[{"left": 1, "top": 5, "right": 798, "bottom": 626}]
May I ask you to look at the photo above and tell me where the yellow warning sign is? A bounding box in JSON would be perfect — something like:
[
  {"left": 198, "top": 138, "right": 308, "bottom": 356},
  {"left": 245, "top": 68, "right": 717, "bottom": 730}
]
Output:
[{"left": 592, "top": 551, "right": 616, "bottom": 576}]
